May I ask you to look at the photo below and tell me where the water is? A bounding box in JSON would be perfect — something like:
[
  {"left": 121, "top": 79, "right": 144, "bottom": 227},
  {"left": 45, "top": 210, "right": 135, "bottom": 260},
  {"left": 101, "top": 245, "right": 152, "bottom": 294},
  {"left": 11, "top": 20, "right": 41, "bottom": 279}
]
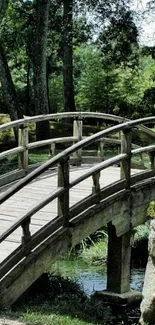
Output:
[{"left": 51, "top": 260, "right": 145, "bottom": 296}]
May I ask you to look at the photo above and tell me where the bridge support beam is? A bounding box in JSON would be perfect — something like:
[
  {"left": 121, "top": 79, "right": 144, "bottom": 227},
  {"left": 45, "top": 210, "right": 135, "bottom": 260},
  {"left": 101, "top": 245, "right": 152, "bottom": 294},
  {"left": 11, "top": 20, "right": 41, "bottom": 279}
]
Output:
[
  {"left": 93, "top": 222, "right": 142, "bottom": 305},
  {"left": 107, "top": 222, "right": 131, "bottom": 293}
]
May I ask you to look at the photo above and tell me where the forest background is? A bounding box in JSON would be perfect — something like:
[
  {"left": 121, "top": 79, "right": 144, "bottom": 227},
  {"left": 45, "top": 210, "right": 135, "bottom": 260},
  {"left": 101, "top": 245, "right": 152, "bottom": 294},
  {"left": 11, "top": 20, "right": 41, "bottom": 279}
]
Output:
[{"left": 0, "top": 0, "right": 155, "bottom": 140}]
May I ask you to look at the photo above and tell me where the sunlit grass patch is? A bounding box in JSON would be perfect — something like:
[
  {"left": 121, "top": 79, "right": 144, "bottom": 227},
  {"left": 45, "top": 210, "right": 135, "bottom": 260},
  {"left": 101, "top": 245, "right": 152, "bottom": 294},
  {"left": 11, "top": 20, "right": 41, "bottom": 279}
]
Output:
[{"left": 20, "top": 312, "right": 95, "bottom": 325}]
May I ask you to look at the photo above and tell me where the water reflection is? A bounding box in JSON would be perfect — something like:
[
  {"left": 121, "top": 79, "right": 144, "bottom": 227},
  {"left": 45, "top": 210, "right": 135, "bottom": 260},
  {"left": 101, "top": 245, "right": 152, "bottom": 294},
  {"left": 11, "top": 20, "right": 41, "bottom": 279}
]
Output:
[
  {"left": 52, "top": 260, "right": 145, "bottom": 296},
  {"left": 131, "top": 267, "right": 145, "bottom": 291}
]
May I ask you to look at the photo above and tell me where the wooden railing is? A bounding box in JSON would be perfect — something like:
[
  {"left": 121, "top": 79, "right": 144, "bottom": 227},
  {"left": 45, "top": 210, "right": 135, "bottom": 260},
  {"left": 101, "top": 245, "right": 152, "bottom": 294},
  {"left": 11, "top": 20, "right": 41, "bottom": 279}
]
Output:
[
  {"left": 0, "top": 115, "right": 155, "bottom": 279},
  {"left": 0, "top": 112, "right": 154, "bottom": 187}
]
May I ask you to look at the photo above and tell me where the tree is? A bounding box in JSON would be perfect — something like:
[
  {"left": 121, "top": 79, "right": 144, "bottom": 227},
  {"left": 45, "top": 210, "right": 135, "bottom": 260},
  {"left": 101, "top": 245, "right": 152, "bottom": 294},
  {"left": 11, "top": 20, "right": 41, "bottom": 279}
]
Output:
[
  {"left": 0, "top": 0, "right": 22, "bottom": 130},
  {"left": 75, "top": 45, "right": 119, "bottom": 113},
  {"left": 0, "top": 0, "right": 9, "bottom": 22},
  {"left": 98, "top": 9, "right": 139, "bottom": 66},
  {"left": 62, "top": 0, "right": 76, "bottom": 112},
  {"left": 73, "top": 17, "right": 93, "bottom": 46},
  {"left": 30, "top": 0, "right": 50, "bottom": 140}
]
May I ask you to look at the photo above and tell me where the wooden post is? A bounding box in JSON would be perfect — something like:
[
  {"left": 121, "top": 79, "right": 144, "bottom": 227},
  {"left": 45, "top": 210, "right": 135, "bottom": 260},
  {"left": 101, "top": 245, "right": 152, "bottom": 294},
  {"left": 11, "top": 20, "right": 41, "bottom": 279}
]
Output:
[
  {"left": 92, "top": 171, "right": 100, "bottom": 194},
  {"left": 120, "top": 128, "right": 132, "bottom": 188},
  {"left": 149, "top": 152, "right": 155, "bottom": 170},
  {"left": 18, "top": 125, "right": 29, "bottom": 170},
  {"left": 98, "top": 140, "right": 104, "bottom": 161},
  {"left": 73, "top": 119, "right": 83, "bottom": 164},
  {"left": 49, "top": 143, "right": 56, "bottom": 157},
  {"left": 58, "top": 159, "right": 70, "bottom": 226},
  {"left": 118, "top": 131, "right": 121, "bottom": 154},
  {"left": 21, "top": 218, "right": 31, "bottom": 254}
]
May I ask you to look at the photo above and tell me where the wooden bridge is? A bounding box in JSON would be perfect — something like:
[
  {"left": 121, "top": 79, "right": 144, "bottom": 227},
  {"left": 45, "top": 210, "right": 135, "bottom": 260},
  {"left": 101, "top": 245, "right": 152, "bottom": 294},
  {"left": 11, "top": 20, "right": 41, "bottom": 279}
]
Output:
[{"left": 0, "top": 112, "right": 155, "bottom": 307}]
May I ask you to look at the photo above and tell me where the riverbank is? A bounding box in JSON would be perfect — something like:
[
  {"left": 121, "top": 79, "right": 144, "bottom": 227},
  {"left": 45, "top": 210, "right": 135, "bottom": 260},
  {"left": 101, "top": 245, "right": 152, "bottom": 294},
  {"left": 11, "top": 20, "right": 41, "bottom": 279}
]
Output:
[
  {"left": 1, "top": 259, "right": 143, "bottom": 325},
  {"left": 4, "top": 274, "right": 141, "bottom": 325},
  {"left": 0, "top": 231, "right": 146, "bottom": 325}
]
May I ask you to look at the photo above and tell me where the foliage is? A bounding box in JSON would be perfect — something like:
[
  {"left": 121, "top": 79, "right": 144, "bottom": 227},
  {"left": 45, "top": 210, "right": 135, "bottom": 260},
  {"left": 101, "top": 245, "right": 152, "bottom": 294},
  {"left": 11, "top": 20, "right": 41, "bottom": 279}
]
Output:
[
  {"left": 147, "top": 201, "right": 155, "bottom": 218},
  {"left": 74, "top": 44, "right": 155, "bottom": 117},
  {"left": 75, "top": 46, "right": 105, "bottom": 111},
  {"left": 49, "top": 74, "right": 64, "bottom": 112},
  {"left": 133, "top": 224, "right": 150, "bottom": 245},
  {"left": 1, "top": 0, "right": 155, "bottom": 126},
  {"left": 79, "top": 240, "right": 107, "bottom": 266},
  {"left": 98, "top": 9, "right": 139, "bottom": 66}
]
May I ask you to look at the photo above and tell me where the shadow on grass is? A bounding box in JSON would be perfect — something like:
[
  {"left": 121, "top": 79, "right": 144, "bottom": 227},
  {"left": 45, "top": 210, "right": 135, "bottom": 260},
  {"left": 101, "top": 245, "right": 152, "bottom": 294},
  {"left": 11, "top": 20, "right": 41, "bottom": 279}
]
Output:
[{"left": 12, "top": 274, "right": 140, "bottom": 325}]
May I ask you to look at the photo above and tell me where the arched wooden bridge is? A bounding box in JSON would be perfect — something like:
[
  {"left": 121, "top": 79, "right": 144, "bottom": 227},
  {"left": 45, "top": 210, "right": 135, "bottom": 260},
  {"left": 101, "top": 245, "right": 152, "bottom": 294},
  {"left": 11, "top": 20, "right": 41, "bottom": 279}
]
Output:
[{"left": 0, "top": 112, "right": 155, "bottom": 307}]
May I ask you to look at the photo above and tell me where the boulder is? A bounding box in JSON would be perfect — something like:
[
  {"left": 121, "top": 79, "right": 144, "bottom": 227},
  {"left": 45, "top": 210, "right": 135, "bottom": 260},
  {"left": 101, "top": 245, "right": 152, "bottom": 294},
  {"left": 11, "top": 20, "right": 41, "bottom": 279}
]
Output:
[{"left": 139, "top": 220, "right": 155, "bottom": 325}]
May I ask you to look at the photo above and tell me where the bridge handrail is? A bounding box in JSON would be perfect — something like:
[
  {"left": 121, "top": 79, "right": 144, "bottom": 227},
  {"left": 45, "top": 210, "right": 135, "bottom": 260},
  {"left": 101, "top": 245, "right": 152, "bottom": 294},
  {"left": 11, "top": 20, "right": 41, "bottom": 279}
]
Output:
[
  {"left": 1, "top": 116, "right": 155, "bottom": 278},
  {"left": 0, "top": 111, "right": 154, "bottom": 188},
  {"left": 0, "top": 112, "right": 126, "bottom": 132},
  {"left": 1, "top": 139, "right": 155, "bottom": 245},
  {"left": 1, "top": 116, "right": 155, "bottom": 205},
  {"left": 1, "top": 168, "right": 155, "bottom": 280},
  {"left": 0, "top": 112, "right": 129, "bottom": 186},
  {"left": 0, "top": 153, "right": 128, "bottom": 244},
  {"left": 0, "top": 146, "right": 25, "bottom": 159},
  {"left": 0, "top": 111, "right": 154, "bottom": 134}
]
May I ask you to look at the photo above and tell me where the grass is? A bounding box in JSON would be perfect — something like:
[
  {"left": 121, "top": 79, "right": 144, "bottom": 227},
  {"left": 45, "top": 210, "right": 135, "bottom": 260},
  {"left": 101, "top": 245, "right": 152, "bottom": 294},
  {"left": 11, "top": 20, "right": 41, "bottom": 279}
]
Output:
[
  {"left": 9, "top": 275, "right": 114, "bottom": 325},
  {"left": 79, "top": 240, "right": 107, "bottom": 266},
  {"left": 0, "top": 153, "right": 50, "bottom": 175},
  {"left": 20, "top": 312, "right": 96, "bottom": 325},
  {"left": 0, "top": 146, "right": 151, "bottom": 177},
  {"left": 133, "top": 224, "right": 150, "bottom": 244},
  {"left": 6, "top": 272, "right": 141, "bottom": 325},
  {"left": 29, "top": 152, "right": 50, "bottom": 164}
]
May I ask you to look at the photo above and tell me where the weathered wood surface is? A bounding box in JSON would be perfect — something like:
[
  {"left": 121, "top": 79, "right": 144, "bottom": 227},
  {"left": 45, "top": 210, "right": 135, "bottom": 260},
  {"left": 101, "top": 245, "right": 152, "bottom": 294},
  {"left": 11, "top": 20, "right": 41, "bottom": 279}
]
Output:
[{"left": 0, "top": 165, "right": 140, "bottom": 264}]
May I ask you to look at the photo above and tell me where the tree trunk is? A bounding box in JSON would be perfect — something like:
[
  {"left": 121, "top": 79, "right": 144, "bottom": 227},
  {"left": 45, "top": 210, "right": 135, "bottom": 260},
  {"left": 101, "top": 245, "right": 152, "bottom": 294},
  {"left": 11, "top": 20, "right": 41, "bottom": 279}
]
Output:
[
  {"left": 25, "top": 60, "right": 31, "bottom": 116},
  {"left": 0, "top": 0, "right": 9, "bottom": 24},
  {"left": 0, "top": 43, "right": 23, "bottom": 140},
  {"left": 0, "top": 0, "right": 22, "bottom": 141},
  {"left": 32, "top": 0, "right": 50, "bottom": 141},
  {"left": 63, "top": 0, "right": 76, "bottom": 113}
]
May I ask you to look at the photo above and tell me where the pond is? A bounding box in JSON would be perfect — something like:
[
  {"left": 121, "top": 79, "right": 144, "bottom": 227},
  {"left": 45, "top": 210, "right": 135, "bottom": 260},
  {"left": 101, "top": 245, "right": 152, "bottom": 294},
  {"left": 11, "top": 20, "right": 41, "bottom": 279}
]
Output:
[{"left": 51, "top": 260, "right": 145, "bottom": 296}]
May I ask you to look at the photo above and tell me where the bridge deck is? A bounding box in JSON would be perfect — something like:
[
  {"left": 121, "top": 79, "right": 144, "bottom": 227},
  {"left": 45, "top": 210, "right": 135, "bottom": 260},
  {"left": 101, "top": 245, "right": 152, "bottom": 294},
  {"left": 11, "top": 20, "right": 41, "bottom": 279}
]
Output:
[{"left": 0, "top": 165, "right": 139, "bottom": 263}]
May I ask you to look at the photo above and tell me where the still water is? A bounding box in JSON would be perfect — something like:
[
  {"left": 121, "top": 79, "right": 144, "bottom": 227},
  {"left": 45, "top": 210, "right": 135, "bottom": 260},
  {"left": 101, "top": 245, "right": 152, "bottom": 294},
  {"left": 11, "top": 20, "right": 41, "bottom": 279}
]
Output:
[{"left": 52, "top": 260, "right": 145, "bottom": 296}]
